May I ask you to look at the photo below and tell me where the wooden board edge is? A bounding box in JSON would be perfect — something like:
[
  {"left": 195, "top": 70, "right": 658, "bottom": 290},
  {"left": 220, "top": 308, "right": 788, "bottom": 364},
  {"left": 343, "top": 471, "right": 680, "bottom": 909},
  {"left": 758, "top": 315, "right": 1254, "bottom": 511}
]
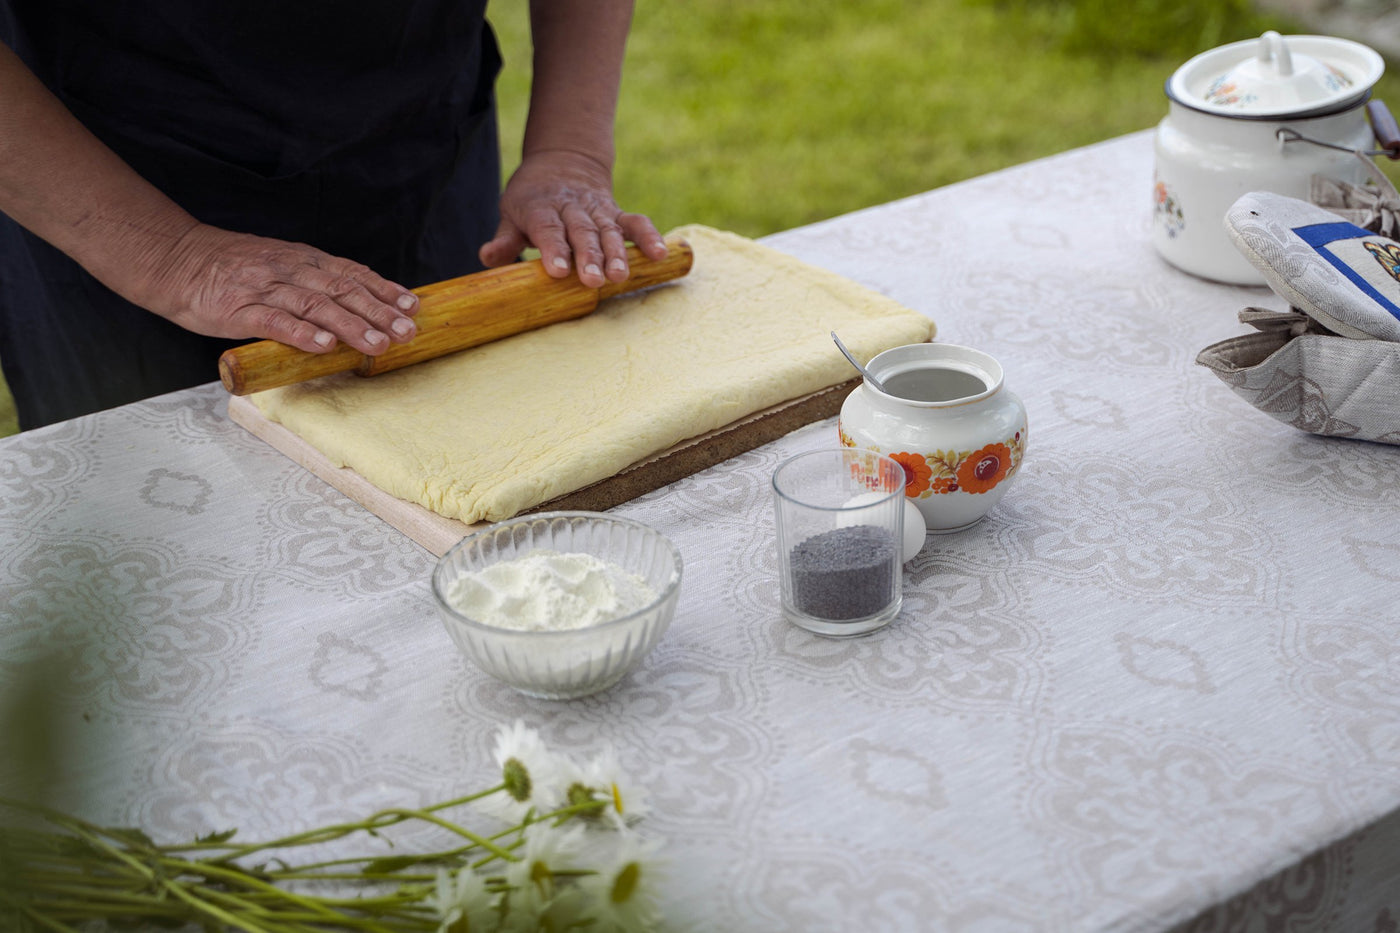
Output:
[
  {"left": 228, "top": 395, "right": 476, "bottom": 556},
  {"left": 227, "top": 378, "right": 856, "bottom": 558},
  {"left": 533, "top": 379, "right": 856, "bottom": 513}
]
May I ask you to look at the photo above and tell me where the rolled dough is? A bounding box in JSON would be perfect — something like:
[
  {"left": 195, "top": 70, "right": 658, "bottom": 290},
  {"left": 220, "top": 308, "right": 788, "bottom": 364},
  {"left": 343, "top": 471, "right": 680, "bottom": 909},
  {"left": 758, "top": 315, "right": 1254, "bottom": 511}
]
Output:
[{"left": 249, "top": 225, "right": 935, "bottom": 524}]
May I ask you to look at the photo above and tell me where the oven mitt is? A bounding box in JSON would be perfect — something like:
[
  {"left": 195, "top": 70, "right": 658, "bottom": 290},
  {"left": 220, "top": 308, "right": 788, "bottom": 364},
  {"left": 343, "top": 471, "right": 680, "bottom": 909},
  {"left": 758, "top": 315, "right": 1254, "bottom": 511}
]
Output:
[
  {"left": 1309, "top": 152, "right": 1400, "bottom": 241},
  {"left": 1195, "top": 190, "right": 1400, "bottom": 445}
]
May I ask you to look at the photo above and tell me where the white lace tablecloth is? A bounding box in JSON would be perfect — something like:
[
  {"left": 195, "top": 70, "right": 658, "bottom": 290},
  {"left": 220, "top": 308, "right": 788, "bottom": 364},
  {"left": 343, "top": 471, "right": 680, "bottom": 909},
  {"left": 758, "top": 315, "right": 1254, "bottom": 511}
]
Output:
[{"left": 5, "top": 131, "right": 1400, "bottom": 931}]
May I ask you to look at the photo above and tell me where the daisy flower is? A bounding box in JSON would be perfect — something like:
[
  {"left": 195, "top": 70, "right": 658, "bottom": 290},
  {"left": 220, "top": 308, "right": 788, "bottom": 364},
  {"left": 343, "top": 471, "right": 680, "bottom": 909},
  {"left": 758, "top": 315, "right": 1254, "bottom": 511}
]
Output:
[
  {"left": 581, "top": 746, "right": 650, "bottom": 828},
  {"left": 577, "top": 831, "right": 665, "bottom": 933},
  {"left": 478, "top": 720, "right": 565, "bottom": 823},
  {"left": 430, "top": 865, "right": 496, "bottom": 933},
  {"left": 500, "top": 822, "right": 586, "bottom": 927}
]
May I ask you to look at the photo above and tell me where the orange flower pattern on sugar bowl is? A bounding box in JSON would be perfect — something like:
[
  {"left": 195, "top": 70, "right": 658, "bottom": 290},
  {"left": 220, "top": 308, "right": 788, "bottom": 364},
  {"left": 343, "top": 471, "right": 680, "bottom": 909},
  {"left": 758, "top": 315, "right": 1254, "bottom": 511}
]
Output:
[
  {"left": 840, "top": 427, "right": 1025, "bottom": 499},
  {"left": 888, "top": 451, "right": 933, "bottom": 497}
]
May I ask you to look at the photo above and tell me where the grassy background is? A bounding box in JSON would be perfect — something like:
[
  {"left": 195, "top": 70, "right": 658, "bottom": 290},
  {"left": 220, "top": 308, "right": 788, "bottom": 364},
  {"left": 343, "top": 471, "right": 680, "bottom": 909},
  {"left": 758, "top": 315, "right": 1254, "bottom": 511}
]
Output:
[
  {"left": 0, "top": 364, "right": 11, "bottom": 436},
  {"left": 493, "top": 0, "right": 1313, "bottom": 235},
  {"left": 5, "top": 0, "right": 1398, "bottom": 437}
]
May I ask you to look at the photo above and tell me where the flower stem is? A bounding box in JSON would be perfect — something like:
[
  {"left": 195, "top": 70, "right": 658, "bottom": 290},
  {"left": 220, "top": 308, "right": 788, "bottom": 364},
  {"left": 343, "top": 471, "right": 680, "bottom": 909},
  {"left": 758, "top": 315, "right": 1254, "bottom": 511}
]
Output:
[{"left": 173, "top": 785, "right": 509, "bottom": 862}]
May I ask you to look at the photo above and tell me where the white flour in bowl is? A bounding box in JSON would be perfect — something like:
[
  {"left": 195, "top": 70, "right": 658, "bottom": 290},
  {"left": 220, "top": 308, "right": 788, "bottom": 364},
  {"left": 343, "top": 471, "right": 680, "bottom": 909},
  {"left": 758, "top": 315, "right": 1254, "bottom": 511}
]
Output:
[{"left": 445, "top": 549, "right": 656, "bottom": 631}]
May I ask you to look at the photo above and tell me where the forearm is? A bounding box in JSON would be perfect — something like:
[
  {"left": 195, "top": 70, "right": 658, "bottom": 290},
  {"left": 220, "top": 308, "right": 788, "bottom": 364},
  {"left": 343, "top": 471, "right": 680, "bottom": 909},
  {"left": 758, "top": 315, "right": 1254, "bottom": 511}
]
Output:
[
  {"left": 475, "top": 0, "right": 664, "bottom": 281},
  {"left": 0, "top": 41, "right": 198, "bottom": 311},
  {"left": 523, "top": 0, "right": 634, "bottom": 169}
]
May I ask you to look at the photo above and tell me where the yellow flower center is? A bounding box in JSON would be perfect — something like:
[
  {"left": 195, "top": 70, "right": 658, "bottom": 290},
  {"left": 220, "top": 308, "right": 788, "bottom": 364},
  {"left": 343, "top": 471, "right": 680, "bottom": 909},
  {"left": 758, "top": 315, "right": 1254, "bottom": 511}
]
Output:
[
  {"left": 611, "top": 861, "right": 640, "bottom": 904},
  {"left": 530, "top": 859, "right": 553, "bottom": 896},
  {"left": 567, "top": 781, "right": 595, "bottom": 809},
  {"left": 502, "top": 757, "right": 531, "bottom": 803}
]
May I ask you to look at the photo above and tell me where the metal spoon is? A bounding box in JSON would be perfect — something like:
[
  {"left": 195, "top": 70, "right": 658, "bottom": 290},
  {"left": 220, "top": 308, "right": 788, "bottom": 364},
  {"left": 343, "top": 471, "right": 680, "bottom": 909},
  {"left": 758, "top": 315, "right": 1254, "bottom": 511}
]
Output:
[{"left": 830, "top": 331, "right": 887, "bottom": 393}]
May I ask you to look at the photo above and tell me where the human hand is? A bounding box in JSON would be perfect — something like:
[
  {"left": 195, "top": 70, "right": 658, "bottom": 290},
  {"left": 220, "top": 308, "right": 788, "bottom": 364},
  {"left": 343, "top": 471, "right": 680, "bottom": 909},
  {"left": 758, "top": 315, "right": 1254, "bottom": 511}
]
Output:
[
  {"left": 479, "top": 149, "right": 667, "bottom": 288},
  {"left": 144, "top": 224, "right": 421, "bottom": 355}
]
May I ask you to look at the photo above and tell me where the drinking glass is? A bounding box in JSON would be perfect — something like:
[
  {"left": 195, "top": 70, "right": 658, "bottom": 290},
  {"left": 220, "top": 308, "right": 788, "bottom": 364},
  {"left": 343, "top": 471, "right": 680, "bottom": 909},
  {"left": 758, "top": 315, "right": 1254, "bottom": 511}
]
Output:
[{"left": 772, "top": 448, "right": 905, "bottom": 637}]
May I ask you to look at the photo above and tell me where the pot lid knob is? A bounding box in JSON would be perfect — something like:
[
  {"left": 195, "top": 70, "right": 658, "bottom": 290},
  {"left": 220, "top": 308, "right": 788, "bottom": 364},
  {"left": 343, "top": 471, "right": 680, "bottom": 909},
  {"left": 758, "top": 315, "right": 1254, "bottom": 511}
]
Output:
[{"left": 1259, "top": 30, "right": 1293, "bottom": 77}]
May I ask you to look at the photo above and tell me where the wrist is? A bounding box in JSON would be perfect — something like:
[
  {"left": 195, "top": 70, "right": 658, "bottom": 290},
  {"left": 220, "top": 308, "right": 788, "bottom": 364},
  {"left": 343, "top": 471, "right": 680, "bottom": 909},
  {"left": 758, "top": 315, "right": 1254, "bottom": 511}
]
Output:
[
  {"left": 518, "top": 146, "right": 615, "bottom": 182},
  {"left": 92, "top": 206, "right": 203, "bottom": 318}
]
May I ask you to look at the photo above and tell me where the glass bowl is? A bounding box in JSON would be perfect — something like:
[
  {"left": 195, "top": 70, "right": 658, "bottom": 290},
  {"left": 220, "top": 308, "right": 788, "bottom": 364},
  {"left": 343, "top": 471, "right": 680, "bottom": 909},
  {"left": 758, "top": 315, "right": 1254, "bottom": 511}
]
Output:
[{"left": 431, "top": 511, "right": 682, "bottom": 700}]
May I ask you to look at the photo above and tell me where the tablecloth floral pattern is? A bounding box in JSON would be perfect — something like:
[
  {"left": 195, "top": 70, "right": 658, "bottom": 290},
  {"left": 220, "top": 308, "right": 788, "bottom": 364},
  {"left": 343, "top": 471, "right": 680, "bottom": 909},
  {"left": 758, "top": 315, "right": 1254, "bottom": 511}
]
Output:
[{"left": 3, "top": 132, "right": 1399, "bottom": 931}]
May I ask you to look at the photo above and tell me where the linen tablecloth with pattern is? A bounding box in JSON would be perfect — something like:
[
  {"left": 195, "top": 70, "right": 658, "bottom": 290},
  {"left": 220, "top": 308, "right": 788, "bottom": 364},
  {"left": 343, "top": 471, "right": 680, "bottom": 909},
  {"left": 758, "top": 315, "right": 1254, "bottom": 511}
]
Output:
[{"left": 4, "top": 131, "right": 1399, "bottom": 931}]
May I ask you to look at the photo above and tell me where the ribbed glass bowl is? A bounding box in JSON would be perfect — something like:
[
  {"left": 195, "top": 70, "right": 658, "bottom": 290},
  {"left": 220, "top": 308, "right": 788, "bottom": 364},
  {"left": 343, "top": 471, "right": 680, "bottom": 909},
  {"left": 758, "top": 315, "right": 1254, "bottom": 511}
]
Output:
[{"left": 431, "top": 512, "right": 682, "bottom": 700}]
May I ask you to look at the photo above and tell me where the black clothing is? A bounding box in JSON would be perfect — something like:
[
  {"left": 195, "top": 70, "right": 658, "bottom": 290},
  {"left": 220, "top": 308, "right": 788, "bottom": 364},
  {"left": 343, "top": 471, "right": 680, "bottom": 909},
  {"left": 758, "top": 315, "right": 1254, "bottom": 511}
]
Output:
[{"left": 0, "top": 0, "right": 502, "bottom": 428}]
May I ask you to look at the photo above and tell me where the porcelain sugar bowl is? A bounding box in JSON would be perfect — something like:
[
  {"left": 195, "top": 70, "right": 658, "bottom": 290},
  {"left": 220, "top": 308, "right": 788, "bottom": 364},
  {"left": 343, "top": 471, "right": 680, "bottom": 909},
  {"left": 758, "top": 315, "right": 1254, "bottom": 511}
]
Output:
[{"left": 838, "top": 343, "right": 1027, "bottom": 533}]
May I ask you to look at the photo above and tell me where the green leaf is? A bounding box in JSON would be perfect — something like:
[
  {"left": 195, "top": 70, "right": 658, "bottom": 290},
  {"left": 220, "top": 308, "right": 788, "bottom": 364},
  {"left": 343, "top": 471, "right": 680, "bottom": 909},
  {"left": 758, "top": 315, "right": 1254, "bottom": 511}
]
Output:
[
  {"left": 363, "top": 854, "right": 431, "bottom": 874},
  {"left": 245, "top": 859, "right": 284, "bottom": 878},
  {"left": 194, "top": 828, "right": 238, "bottom": 845}
]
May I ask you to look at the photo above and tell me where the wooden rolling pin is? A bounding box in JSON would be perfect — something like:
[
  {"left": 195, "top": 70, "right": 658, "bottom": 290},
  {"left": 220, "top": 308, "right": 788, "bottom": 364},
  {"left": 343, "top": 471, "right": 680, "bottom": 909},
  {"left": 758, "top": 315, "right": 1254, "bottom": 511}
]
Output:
[{"left": 219, "top": 235, "right": 694, "bottom": 395}]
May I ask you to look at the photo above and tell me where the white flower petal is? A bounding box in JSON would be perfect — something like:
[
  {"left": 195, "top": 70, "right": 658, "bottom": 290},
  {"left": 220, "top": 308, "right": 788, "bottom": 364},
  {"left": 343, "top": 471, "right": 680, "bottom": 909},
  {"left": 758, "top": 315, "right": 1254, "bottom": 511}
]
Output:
[
  {"left": 432, "top": 865, "right": 495, "bottom": 932},
  {"left": 576, "top": 833, "right": 665, "bottom": 933},
  {"left": 585, "top": 746, "right": 651, "bottom": 825}
]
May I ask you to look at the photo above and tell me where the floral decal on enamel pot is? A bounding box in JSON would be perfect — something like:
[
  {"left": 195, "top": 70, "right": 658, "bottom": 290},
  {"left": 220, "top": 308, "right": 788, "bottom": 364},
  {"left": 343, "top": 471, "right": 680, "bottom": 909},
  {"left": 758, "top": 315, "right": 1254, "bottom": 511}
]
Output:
[
  {"left": 837, "top": 343, "right": 1028, "bottom": 533},
  {"left": 1153, "top": 175, "right": 1185, "bottom": 240}
]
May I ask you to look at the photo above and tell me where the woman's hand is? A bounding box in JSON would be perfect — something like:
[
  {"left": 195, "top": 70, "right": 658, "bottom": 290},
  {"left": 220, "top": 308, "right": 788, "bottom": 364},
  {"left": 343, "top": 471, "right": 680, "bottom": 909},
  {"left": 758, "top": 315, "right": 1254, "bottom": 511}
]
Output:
[
  {"left": 479, "top": 149, "right": 667, "bottom": 288},
  {"left": 145, "top": 224, "right": 421, "bottom": 355}
]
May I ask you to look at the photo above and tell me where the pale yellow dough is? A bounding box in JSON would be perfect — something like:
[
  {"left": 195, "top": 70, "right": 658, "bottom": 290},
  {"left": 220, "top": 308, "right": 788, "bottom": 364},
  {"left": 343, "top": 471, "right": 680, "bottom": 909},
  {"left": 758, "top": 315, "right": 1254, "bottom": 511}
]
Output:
[{"left": 249, "top": 225, "right": 935, "bottom": 524}]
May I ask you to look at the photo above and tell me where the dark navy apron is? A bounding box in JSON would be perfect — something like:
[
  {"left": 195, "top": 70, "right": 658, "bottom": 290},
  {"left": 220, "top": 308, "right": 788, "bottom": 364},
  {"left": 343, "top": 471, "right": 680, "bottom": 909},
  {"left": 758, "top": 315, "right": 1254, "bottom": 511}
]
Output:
[{"left": 0, "top": 0, "right": 501, "bottom": 429}]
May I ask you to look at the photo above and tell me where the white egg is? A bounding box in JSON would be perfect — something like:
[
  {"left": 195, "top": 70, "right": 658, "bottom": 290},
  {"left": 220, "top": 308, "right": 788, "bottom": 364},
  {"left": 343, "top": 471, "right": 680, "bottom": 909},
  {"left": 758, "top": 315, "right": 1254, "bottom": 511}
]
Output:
[
  {"left": 839, "top": 492, "right": 927, "bottom": 561},
  {"left": 900, "top": 498, "right": 927, "bottom": 559}
]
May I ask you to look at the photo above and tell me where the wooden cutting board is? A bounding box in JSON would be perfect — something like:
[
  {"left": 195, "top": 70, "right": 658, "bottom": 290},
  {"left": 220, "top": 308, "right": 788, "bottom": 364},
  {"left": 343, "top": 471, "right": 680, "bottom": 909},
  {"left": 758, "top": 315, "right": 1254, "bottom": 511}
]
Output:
[{"left": 228, "top": 380, "right": 855, "bottom": 556}]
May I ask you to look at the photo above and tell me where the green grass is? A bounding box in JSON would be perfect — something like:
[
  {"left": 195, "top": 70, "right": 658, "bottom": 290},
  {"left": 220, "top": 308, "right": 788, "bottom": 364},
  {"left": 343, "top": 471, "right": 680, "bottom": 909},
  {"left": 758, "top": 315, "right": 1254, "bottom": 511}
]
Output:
[
  {"left": 489, "top": 0, "right": 1317, "bottom": 236},
  {"left": 0, "top": 363, "right": 13, "bottom": 437},
  {"left": 5, "top": 0, "right": 1399, "bottom": 437}
]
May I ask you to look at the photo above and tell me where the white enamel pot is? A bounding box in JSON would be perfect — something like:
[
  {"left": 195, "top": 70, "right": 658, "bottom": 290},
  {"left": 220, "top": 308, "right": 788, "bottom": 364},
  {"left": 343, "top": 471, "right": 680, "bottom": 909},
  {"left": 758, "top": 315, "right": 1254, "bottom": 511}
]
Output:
[{"left": 1152, "top": 32, "right": 1399, "bottom": 285}]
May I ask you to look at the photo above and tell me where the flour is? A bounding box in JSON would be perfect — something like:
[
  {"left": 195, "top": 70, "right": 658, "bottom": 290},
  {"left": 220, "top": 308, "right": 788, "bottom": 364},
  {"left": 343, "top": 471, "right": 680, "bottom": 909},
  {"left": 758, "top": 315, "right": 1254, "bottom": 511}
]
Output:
[{"left": 445, "top": 549, "right": 657, "bottom": 631}]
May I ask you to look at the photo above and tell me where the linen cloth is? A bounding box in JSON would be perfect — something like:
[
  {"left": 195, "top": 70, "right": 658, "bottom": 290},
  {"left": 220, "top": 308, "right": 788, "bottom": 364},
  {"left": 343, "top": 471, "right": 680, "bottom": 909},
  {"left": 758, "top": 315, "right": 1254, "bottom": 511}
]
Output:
[{"left": 3, "top": 131, "right": 1400, "bottom": 931}]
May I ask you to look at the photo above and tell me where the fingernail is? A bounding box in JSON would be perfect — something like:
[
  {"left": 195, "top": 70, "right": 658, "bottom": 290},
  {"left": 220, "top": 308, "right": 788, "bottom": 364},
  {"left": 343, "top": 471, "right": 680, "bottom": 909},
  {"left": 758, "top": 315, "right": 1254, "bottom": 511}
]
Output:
[
  {"left": 313, "top": 331, "right": 334, "bottom": 348},
  {"left": 551, "top": 257, "right": 570, "bottom": 271},
  {"left": 608, "top": 258, "right": 627, "bottom": 275},
  {"left": 396, "top": 293, "right": 417, "bottom": 311},
  {"left": 585, "top": 263, "right": 602, "bottom": 278},
  {"left": 365, "top": 330, "right": 386, "bottom": 346},
  {"left": 391, "top": 318, "right": 415, "bottom": 338}
]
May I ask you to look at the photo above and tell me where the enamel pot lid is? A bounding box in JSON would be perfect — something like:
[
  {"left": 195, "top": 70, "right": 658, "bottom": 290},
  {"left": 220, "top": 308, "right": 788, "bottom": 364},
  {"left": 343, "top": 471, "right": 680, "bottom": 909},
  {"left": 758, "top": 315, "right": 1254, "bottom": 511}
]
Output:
[{"left": 1166, "top": 31, "right": 1384, "bottom": 120}]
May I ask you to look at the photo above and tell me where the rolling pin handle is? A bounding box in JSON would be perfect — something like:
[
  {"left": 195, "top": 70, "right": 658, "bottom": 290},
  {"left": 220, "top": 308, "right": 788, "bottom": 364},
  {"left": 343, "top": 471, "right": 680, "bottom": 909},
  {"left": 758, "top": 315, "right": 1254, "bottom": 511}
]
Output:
[
  {"left": 218, "top": 352, "right": 244, "bottom": 396},
  {"left": 219, "top": 341, "right": 365, "bottom": 396}
]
